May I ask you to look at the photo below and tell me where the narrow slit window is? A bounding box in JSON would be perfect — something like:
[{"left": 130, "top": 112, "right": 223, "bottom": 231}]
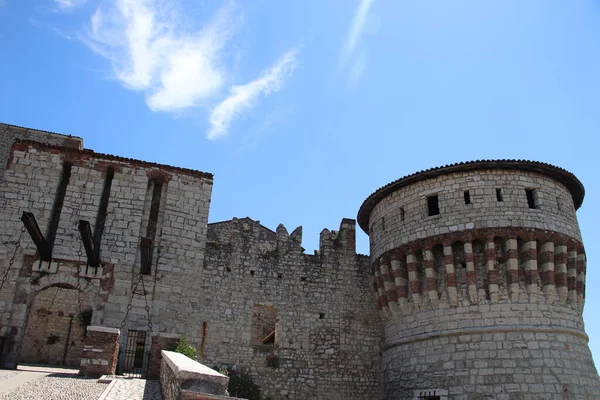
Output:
[
  {"left": 381, "top": 217, "right": 386, "bottom": 231},
  {"left": 496, "top": 188, "right": 503, "bottom": 202},
  {"left": 400, "top": 207, "right": 405, "bottom": 222},
  {"left": 427, "top": 195, "right": 440, "bottom": 216},
  {"left": 463, "top": 190, "right": 471, "bottom": 205},
  {"left": 525, "top": 189, "right": 537, "bottom": 209}
]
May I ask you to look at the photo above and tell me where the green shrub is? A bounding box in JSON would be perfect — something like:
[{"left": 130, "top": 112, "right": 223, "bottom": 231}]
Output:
[
  {"left": 227, "top": 367, "right": 262, "bottom": 400},
  {"left": 174, "top": 337, "right": 197, "bottom": 360}
]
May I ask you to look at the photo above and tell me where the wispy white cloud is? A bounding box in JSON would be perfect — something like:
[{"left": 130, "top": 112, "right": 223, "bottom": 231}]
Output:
[
  {"left": 83, "top": 0, "right": 239, "bottom": 112},
  {"left": 348, "top": 51, "right": 367, "bottom": 87},
  {"left": 208, "top": 49, "right": 298, "bottom": 140},
  {"left": 340, "top": 0, "right": 375, "bottom": 67},
  {"left": 74, "top": 0, "right": 297, "bottom": 139},
  {"left": 53, "top": 0, "right": 87, "bottom": 10}
]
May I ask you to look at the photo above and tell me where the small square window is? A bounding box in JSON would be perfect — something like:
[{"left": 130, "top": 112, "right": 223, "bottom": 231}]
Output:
[
  {"left": 525, "top": 189, "right": 537, "bottom": 209},
  {"left": 463, "top": 190, "right": 471, "bottom": 205},
  {"left": 496, "top": 188, "right": 503, "bottom": 202},
  {"left": 427, "top": 195, "right": 440, "bottom": 216}
]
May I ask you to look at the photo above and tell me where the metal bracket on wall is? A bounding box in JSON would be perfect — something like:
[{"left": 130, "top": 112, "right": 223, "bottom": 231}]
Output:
[
  {"left": 78, "top": 220, "right": 100, "bottom": 267},
  {"left": 21, "top": 211, "right": 51, "bottom": 261}
]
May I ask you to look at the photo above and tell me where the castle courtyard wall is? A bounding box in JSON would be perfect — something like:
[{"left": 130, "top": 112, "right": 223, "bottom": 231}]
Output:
[{"left": 198, "top": 218, "right": 382, "bottom": 400}]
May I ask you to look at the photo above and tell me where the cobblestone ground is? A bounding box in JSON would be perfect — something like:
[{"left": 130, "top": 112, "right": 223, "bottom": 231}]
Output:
[
  {"left": 0, "top": 370, "right": 20, "bottom": 382},
  {"left": 0, "top": 372, "right": 108, "bottom": 400},
  {"left": 0, "top": 366, "right": 163, "bottom": 400},
  {"left": 102, "top": 378, "right": 162, "bottom": 400}
]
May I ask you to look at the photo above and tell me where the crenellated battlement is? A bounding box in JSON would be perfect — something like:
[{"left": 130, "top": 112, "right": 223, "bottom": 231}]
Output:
[{"left": 207, "top": 217, "right": 358, "bottom": 262}]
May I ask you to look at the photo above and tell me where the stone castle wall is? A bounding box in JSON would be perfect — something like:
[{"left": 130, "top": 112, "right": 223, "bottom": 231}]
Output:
[
  {"left": 199, "top": 218, "right": 382, "bottom": 400},
  {"left": 0, "top": 138, "right": 213, "bottom": 368},
  {"left": 20, "top": 286, "right": 92, "bottom": 367},
  {"left": 0, "top": 127, "right": 382, "bottom": 399},
  {"left": 1, "top": 124, "right": 598, "bottom": 399}
]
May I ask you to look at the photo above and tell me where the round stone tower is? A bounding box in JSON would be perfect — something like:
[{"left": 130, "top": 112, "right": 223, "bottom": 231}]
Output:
[{"left": 357, "top": 160, "right": 600, "bottom": 400}]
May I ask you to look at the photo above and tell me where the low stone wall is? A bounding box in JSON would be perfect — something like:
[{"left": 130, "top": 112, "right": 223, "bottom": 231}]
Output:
[
  {"left": 147, "top": 334, "right": 180, "bottom": 379},
  {"left": 161, "top": 350, "right": 239, "bottom": 400},
  {"left": 79, "top": 326, "right": 120, "bottom": 377}
]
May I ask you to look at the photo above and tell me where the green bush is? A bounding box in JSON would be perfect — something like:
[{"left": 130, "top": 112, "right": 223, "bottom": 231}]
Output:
[
  {"left": 227, "top": 367, "right": 262, "bottom": 400},
  {"left": 174, "top": 337, "right": 197, "bottom": 360}
]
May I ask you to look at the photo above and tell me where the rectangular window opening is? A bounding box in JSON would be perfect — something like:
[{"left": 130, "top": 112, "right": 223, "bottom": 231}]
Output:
[
  {"left": 496, "top": 188, "right": 503, "bottom": 202},
  {"left": 427, "top": 195, "right": 440, "bottom": 216},
  {"left": 250, "top": 305, "right": 276, "bottom": 346},
  {"left": 525, "top": 189, "right": 537, "bottom": 209},
  {"left": 463, "top": 190, "right": 471, "bottom": 205},
  {"left": 381, "top": 216, "right": 386, "bottom": 231},
  {"left": 400, "top": 207, "right": 405, "bottom": 222}
]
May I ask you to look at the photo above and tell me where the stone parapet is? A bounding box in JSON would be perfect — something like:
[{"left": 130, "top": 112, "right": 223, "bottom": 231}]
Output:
[
  {"left": 79, "top": 326, "right": 120, "bottom": 377},
  {"left": 147, "top": 333, "right": 180, "bottom": 380},
  {"left": 160, "top": 350, "right": 239, "bottom": 400}
]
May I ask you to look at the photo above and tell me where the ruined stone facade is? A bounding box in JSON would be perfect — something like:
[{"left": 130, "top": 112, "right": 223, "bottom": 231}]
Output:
[{"left": 0, "top": 122, "right": 598, "bottom": 399}]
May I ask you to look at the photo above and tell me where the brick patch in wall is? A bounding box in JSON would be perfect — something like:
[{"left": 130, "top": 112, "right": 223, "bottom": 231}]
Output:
[{"left": 79, "top": 326, "right": 120, "bottom": 377}]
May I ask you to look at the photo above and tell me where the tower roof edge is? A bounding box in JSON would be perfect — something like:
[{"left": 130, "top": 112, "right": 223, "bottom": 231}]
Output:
[{"left": 357, "top": 159, "right": 585, "bottom": 233}]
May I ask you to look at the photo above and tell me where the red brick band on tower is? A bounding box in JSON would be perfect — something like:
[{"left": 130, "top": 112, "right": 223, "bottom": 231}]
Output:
[
  {"left": 406, "top": 248, "right": 421, "bottom": 306},
  {"left": 577, "top": 253, "right": 586, "bottom": 307},
  {"left": 540, "top": 242, "right": 556, "bottom": 303},
  {"left": 464, "top": 241, "right": 478, "bottom": 304},
  {"left": 506, "top": 238, "right": 520, "bottom": 302},
  {"left": 567, "top": 250, "right": 578, "bottom": 305},
  {"left": 484, "top": 236, "right": 498, "bottom": 303},
  {"left": 369, "top": 227, "right": 585, "bottom": 315},
  {"left": 443, "top": 243, "right": 458, "bottom": 306},
  {"left": 380, "top": 256, "right": 397, "bottom": 314},
  {"left": 555, "top": 244, "right": 568, "bottom": 303},
  {"left": 523, "top": 237, "right": 539, "bottom": 302},
  {"left": 422, "top": 247, "right": 438, "bottom": 305},
  {"left": 390, "top": 251, "right": 408, "bottom": 309}
]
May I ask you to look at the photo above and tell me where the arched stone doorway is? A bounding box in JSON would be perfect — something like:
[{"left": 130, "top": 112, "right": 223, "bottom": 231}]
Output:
[{"left": 20, "top": 284, "right": 93, "bottom": 367}]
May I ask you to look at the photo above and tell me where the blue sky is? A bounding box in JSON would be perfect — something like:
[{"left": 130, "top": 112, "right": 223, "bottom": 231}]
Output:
[{"left": 1, "top": 0, "right": 599, "bottom": 363}]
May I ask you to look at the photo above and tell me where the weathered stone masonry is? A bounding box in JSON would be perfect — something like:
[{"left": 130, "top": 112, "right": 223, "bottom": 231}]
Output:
[
  {"left": 201, "top": 217, "right": 382, "bottom": 399},
  {"left": 0, "top": 123, "right": 381, "bottom": 400},
  {"left": 0, "top": 126, "right": 213, "bottom": 374},
  {"left": 358, "top": 160, "right": 600, "bottom": 399},
  {"left": 0, "top": 123, "right": 599, "bottom": 400}
]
